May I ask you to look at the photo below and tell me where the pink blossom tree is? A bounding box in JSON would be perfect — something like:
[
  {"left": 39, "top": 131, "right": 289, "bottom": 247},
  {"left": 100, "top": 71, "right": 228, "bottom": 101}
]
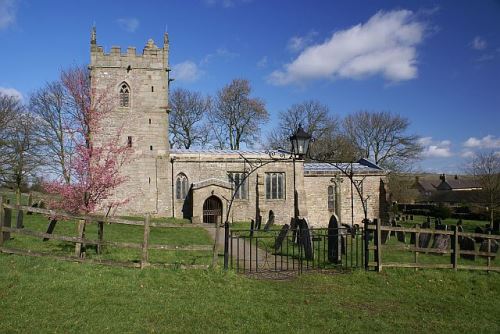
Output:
[{"left": 43, "top": 66, "right": 130, "bottom": 215}]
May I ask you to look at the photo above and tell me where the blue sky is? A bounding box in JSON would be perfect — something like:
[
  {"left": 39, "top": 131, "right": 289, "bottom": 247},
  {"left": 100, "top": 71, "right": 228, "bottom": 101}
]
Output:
[{"left": 0, "top": 0, "right": 499, "bottom": 173}]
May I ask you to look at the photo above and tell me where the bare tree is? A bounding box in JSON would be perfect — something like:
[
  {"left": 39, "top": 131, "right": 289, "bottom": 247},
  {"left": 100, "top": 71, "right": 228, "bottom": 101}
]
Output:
[
  {"left": 469, "top": 151, "right": 500, "bottom": 228},
  {"left": 169, "top": 88, "right": 211, "bottom": 149},
  {"left": 0, "top": 93, "right": 23, "bottom": 179},
  {"left": 209, "top": 79, "right": 268, "bottom": 150},
  {"left": 2, "top": 112, "right": 42, "bottom": 204},
  {"left": 30, "top": 81, "right": 74, "bottom": 184},
  {"left": 343, "top": 110, "right": 422, "bottom": 169},
  {"left": 268, "top": 100, "right": 357, "bottom": 161}
]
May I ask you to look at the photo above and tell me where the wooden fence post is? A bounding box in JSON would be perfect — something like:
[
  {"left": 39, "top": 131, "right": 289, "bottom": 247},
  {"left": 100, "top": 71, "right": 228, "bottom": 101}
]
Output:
[
  {"left": 0, "top": 196, "right": 4, "bottom": 246},
  {"left": 487, "top": 231, "right": 492, "bottom": 269},
  {"left": 141, "top": 214, "right": 150, "bottom": 269},
  {"left": 375, "top": 218, "right": 382, "bottom": 272},
  {"left": 212, "top": 221, "right": 220, "bottom": 268},
  {"left": 415, "top": 224, "right": 420, "bottom": 270},
  {"left": 452, "top": 225, "right": 458, "bottom": 271},
  {"left": 97, "top": 221, "right": 104, "bottom": 254},
  {"left": 75, "top": 220, "right": 85, "bottom": 258}
]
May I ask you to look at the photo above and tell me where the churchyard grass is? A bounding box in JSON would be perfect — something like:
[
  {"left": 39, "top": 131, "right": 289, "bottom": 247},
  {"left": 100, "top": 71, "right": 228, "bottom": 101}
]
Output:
[{"left": 0, "top": 254, "right": 499, "bottom": 333}]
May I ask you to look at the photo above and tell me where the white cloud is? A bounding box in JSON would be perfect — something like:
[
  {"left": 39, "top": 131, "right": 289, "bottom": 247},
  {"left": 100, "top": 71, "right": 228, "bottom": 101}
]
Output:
[
  {"left": 268, "top": 9, "right": 426, "bottom": 85},
  {"left": 463, "top": 135, "right": 500, "bottom": 149},
  {"left": 116, "top": 18, "right": 139, "bottom": 32},
  {"left": 287, "top": 31, "right": 318, "bottom": 53},
  {"left": 0, "top": 0, "right": 17, "bottom": 30},
  {"left": 201, "top": 48, "right": 238, "bottom": 65},
  {"left": 0, "top": 86, "right": 23, "bottom": 101},
  {"left": 461, "top": 150, "right": 475, "bottom": 158},
  {"left": 203, "top": 0, "right": 252, "bottom": 8},
  {"left": 257, "top": 56, "right": 268, "bottom": 68},
  {"left": 471, "top": 36, "right": 487, "bottom": 50},
  {"left": 419, "top": 137, "right": 453, "bottom": 158},
  {"left": 172, "top": 61, "right": 203, "bottom": 83}
]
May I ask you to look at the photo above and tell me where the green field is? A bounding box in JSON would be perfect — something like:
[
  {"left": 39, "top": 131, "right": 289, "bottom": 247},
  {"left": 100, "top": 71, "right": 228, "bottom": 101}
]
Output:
[{"left": 0, "top": 255, "right": 499, "bottom": 333}]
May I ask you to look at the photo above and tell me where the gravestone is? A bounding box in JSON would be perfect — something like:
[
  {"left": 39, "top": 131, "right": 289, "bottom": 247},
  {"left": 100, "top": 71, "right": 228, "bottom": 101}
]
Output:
[
  {"left": 381, "top": 221, "right": 391, "bottom": 244},
  {"left": 493, "top": 221, "right": 499, "bottom": 233},
  {"left": 297, "top": 218, "right": 314, "bottom": 260},
  {"left": 16, "top": 210, "right": 24, "bottom": 229},
  {"left": 263, "top": 211, "right": 275, "bottom": 231},
  {"left": 43, "top": 219, "right": 58, "bottom": 241},
  {"left": 255, "top": 215, "right": 262, "bottom": 230},
  {"left": 418, "top": 221, "right": 432, "bottom": 248},
  {"left": 474, "top": 227, "right": 484, "bottom": 243},
  {"left": 249, "top": 219, "right": 255, "bottom": 237},
  {"left": 479, "top": 239, "right": 499, "bottom": 259},
  {"left": 410, "top": 215, "right": 414, "bottom": 221},
  {"left": 396, "top": 224, "right": 406, "bottom": 243},
  {"left": 432, "top": 233, "right": 450, "bottom": 252},
  {"left": 457, "top": 224, "right": 464, "bottom": 244},
  {"left": 273, "top": 224, "right": 290, "bottom": 251},
  {"left": 327, "top": 215, "right": 343, "bottom": 263},
  {"left": 460, "top": 237, "right": 476, "bottom": 260},
  {"left": 390, "top": 220, "right": 397, "bottom": 236}
]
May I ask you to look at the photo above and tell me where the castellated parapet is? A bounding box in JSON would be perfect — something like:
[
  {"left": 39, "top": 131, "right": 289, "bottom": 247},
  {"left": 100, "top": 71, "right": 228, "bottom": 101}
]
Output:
[{"left": 90, "top": 29, "right": 172, "bottom": 216}]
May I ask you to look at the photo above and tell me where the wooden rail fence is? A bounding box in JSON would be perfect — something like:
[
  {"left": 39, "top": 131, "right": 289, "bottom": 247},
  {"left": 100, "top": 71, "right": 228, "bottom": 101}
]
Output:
[
  {"left": 366, "top": 219, "right": 500, "bottom": 272},
  {"left": 0, "top": 196, "right": 218, "bottom": 269}
]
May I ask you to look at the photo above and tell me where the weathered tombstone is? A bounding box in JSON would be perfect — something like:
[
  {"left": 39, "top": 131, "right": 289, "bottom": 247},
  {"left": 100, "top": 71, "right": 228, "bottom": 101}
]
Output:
[
  {"left": 493, "top": 220, "right": 499, "bottom": 233},
  {"left": 396, "top": 224, "right": 406, "bottom": 243},
  {"left": 255, "top": 215, "right": 262, "bottom": 230},
  {"left": 460, "top": 237, "right": 476, "bottom": 260},
  {"left": 479, "top": 239, "right": 499, "bottom": 259},
  {"left": 418, "top": 221, "right": 432, "bottom": 248},
  {"left": 390, "top": 219, "right": 397, "bottom": 236},
  {"left": 43, "top": 219, "right": 58, "bottom": 241},
  {"left": 16, "top": 210, "right": 24, "bottom": 229},
  {"left": 26, "top": 193, "right": 33, "bottom": 215},
  {"left": 263, "top": 210, "right": 275, "bottom": 231},
  {"left": 273, "top": 224, "right": 290, "bottom": 251},
  {"left": 474, "top": 226, "right": 484, "bottom": 243},
  {"left": 249, "top": 219, "right": 255, "bottom": 237},
  {"left": 381, "top": 221, "right": 391, "bottom": 244},
  {"left": 2, "top": 208, "right": 12, "bottom": 242},
  {"left": 422, "top": 220, "right": 431, "bottom": 229},
  {"left": 327, "top": 215, "right": 342, "bottom": 263},
  {"left": 297, "top": 218, "right": 314, "bottom": 260},
  {"left": 432, "top": 233, "right": 450, "bottom": 253}
]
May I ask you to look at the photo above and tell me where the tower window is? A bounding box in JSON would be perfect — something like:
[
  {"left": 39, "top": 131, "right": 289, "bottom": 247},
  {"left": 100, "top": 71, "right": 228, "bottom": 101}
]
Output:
[
  {"left": 151, "top": 86, "right": 154, "bottom": 92},
  {"left": 127, "top": 136, "right": 132, "bottom": 148},
  {"left": 150, "top": 145, "right": 153, "bottom": 151},
  {"left": 119, "top": 82, "right": 130, "bottom": 107},
  {"left": 149, "top": 118, "right": 151, "bottom": 124}
]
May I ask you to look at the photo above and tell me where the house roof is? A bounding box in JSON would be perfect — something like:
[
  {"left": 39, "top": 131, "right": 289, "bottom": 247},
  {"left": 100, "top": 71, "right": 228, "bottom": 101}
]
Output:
[
  {"left": 416, "top": 179, "right": 438, "bottom": 192},
  {"left": 439, "top": 178, "right": 481, "bottom": 190}
]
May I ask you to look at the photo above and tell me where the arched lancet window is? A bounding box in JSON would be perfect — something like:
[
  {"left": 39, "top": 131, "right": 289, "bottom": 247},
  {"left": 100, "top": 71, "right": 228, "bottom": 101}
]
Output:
[
  {"left": 119, "top": 82, "right": 130, "bottom": 107},
  {"left": 176, "top": 173, "right": 189, "bottom": 200},
  {"left": 328, "top": 184, "right": 336, "bottom": 212}
]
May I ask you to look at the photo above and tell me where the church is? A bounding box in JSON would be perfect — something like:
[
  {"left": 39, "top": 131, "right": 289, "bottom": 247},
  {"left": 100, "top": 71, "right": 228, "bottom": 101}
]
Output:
[{"left": 90, "top": 31, "right": 387, "bottom": 227}]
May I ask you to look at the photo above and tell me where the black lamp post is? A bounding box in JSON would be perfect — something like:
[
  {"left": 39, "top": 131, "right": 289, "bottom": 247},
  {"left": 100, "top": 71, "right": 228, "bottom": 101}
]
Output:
[{"left": 289, "top": 124, "right": 312, "bottom": 220}]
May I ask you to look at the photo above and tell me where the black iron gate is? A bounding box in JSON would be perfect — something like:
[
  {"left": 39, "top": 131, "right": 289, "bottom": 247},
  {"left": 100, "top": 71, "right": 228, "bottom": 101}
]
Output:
[
  {"left": 203, "top": 196, "right": 222, "bottom": 224},
  {"left": 228, "top": 224, "right": 365, "bottom": 274}
]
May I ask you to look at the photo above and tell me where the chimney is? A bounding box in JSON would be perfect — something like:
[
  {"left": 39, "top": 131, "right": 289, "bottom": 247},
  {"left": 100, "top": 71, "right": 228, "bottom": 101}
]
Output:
[
  {"left": 439, "top": 174, "right": 446, "bottom": 182},
  {"left": 454, "top": 175, "right": 458, "bottom": 180}
]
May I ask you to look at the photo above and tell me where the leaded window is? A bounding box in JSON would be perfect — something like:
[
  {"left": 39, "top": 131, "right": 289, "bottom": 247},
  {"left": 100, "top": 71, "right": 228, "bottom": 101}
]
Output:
[
  {"left": 265, "top": 172, "right": 285, "bottom": 199},
  {"left": 328, "top": 185, "right": 336, "bottom": 211},
  {"left": 228, "top": 172, "right": 248, "bottom": 200},
  {"left": 119, "top": 83, "right": 130, "bottom": 107},
  {"left": 176, "top": 173, "right": 189, "bottom": 200}
]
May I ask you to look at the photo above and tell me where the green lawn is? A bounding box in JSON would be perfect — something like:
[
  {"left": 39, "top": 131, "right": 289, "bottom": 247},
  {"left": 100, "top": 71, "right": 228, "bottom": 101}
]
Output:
[
  {"left": 1, "top": 198, "right": 214, "bottom": 266},
  {"left": 0, "top": 255, "right": 499, "bottom": 333}
]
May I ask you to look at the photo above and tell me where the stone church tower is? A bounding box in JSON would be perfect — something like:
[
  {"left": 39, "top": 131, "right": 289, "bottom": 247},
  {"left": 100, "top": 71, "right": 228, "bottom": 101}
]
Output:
[{"left": 89, "top": 28, "right": 171, "bottom": 216}]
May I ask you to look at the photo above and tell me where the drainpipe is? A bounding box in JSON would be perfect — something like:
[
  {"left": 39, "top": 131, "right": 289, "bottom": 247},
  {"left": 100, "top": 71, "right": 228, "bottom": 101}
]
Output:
[{"left": 171, "top": 157, "right": 176, "bottom": 218}]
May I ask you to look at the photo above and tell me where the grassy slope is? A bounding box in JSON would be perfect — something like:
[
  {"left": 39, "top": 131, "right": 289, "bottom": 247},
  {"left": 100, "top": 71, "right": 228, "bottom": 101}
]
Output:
[{"left": 0, "top": 255, "right": 499, "bottom": 333}]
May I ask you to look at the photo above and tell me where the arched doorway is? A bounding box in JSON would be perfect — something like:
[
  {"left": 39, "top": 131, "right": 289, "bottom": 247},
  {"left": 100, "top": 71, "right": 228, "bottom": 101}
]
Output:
[{"left": 203, "top": 196, "right": 222, "bottom": 224}]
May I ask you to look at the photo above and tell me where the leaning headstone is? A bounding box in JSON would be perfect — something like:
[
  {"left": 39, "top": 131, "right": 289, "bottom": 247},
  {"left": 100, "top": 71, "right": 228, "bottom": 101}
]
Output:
[
  {"left": 297, "top": 218, "right": 314, "bottom": 260},
  {"left": 381, "top": 221, "right": 391, "bottom": 244},
  {"left": 327, "top": 215, "right": 343, "bottom": 263},
  {"left": 418, "top": 222, "right": 432, "bottom": 248},
  {"left": 479, "top": 239, "right": 499, "bottom": 259},
  {"left": 43, "top": 219, "right": 58, "bottom": 241},
  {"left": 263, "top": 211, "right": 275, "bottom": 231},
  {"left": 460, "top": 237, "right": 476, "bottom": 260},
  {"left": 396, "top": 224, "right": 406, "bottom": 243},
  {"left": 273, "top": 224, "right": 290, "bottom": 251}
]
